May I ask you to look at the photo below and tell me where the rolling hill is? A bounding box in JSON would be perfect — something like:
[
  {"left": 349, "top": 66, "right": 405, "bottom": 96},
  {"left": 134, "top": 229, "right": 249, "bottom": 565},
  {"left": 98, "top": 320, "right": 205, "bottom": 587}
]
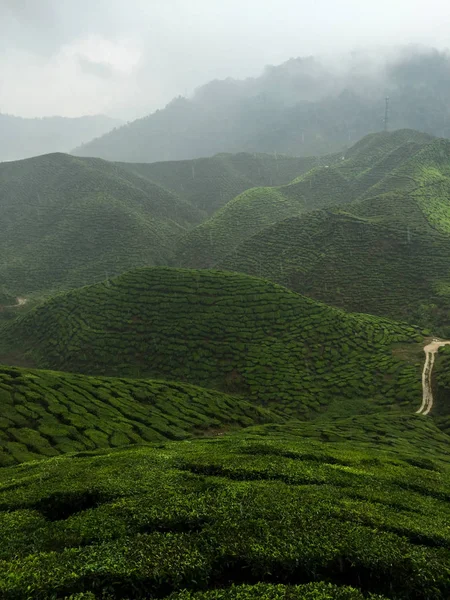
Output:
[
  {"left": 175, "top": 130, "right": 434, "bottom": 268},
  {"left": 0, "top": 152, "right": 202, "bottom": 297},
  {"left": 0, "top": 149, "right": 329, "bottom": 299},
  {"left": 0, "top": 113, "right": 121, "bottom": 162},
  {"left": 176, "top": 131, "right": 450, "bottom": 333},
  {"left": 218, "top": 211, "right": 450, "bottom": 333},
  {"left": 117, "top": 151, "right": 331, "bottom": 216},
  {"left": 72, "top": 48, "right": 450, "bottom": 163},
  {"left": 0, "top": 267, "right": 423, "bottom": 418}
]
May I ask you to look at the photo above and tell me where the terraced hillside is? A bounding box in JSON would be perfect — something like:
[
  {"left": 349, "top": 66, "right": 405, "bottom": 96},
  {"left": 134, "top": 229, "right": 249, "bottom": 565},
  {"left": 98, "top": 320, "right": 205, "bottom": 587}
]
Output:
[
  {"left": 1, "top": 268, "right": 423, "bottom": 417},
  {"left": 0, "top": 416, "right": 450, "bottom": 599},
  {"left": 0, "top": 366, "right": 275, "bottom": 467},
  {"left": 119, "top": 152, "right": 331, "bottom": 216},
  {"left": 218, "top": 211, "right": 450, "bottom": 333},
  {"left": 0, "top": 153, "right": 202, "bottom": 296},
  {"left": 175, "top": 130, "right": 433, "bottom": 268}
]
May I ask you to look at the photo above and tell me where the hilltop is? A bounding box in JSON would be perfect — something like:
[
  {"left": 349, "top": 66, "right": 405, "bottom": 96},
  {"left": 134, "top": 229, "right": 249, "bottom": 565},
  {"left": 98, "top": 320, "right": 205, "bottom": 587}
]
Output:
[
  {"left": 1, "top": 267, "right": 423, "bottom": 417},
  {"left": 0, "top": 150, "right": 317, "bottom": 299},
  {"left": 0, "top": 113, "right": 121, "bottom": 162},
  {"left": 175, "top": 130, "right": 433, "bottom": 268},
  {"left": 72, "top": 49, "right": 450, "bottom": 162},
  {"left": 218, "top": 211, "right": 450, "bottom": 333}
]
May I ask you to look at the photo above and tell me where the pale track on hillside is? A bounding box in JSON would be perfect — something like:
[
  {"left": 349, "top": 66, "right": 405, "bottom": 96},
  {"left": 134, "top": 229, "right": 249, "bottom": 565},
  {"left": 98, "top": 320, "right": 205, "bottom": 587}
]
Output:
[{"left": 417, "top": 339, "right": 450, "bottom": 415}]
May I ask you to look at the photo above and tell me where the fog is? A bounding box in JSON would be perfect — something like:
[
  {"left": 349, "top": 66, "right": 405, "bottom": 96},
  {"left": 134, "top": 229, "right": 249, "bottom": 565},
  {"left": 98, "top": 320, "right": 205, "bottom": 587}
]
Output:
[{"left": 1, "top": 0, "right": 449, "bottom": 119}]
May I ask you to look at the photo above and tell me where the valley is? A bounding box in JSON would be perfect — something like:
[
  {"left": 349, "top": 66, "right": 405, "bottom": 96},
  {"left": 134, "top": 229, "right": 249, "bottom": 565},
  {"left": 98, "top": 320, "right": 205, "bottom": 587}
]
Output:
[{"left": 1, "top": 128, "right": 450, "bottom": 599}]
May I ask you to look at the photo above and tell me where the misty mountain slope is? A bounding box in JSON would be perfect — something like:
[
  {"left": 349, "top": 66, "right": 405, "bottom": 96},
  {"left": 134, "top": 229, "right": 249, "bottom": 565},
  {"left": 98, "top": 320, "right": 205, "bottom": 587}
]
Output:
[
  {"left": 218, "top": 210, "right": 450, "bottom": 332},
  {"left": 72, "top": 50, "right": 450, "bottom": 163},
  {"left": 0, "top": 113, "right": 121, "bottom": 162},
  {"left": 118, "top": 151, "right": 335, "bottom": 215},
  {"left": 0, "top": 153, "right": 202, "bottom": 296},
  {"left": 0, "top": 267, "right": 422, "bottom": 417},
  {"left": 175, "top": 130, "right": 433, "bottom": 268}
]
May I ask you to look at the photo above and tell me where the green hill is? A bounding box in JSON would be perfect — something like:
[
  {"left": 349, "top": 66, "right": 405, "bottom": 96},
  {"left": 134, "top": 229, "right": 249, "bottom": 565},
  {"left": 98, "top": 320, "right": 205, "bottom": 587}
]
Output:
[
  {"left": 1, "top": 267, "right": 423, "bottom": 417},
  {"left": 118, "top": 152, "right": 330, "bottom": 216},
  {"left": 0, "top": 414, "right": 450, "bottom": 598},
  {"left": 175, "top": 130, "right": 433, "bottom": 268},
  {"left": 0, "top": 153, "right": 202, "bottom": 296},
  {"left": 218, "top": 211, "right": 450, "bottom": 333},
  {"left": 0, "top": 365, "right": 275, "bottom": 467}
]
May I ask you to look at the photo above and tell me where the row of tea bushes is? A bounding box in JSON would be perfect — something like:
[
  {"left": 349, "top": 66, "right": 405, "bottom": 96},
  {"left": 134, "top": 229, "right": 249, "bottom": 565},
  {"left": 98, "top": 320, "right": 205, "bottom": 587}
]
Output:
[
  {"left": 0, "top": 418, "right": 449, "bottom": 598},
  {"left": 218, "top": 211, "right": 450, "bottom": 332},
  {"left": 1, "top": 268, "right": 423, "bottom": 416},
  {"left": 0, "top": 365, "right": 275, "bottom": 465}
]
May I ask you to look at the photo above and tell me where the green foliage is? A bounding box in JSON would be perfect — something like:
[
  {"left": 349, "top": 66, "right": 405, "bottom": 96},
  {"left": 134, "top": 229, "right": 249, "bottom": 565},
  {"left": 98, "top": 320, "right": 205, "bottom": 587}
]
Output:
[
  {"left": 0, "top": 153, "right": 202, "bottom": 296},
  {"left": 218, "top": 211, "right": 450, "bottom": 333},
  {"left": 0, "top": 365, "right": 275, "bottom": 465},
  {"left": 1, "top": 268, "right": 423, "bottom": 417},
  {"left": 176, "top": 130, "right": 432, "bottom": 268},
  {"left": 119, "top": 152, "right": 323, "bottom": 216},
  {"left": 0, "top": 419, "right": 449, "bottom": 598}
]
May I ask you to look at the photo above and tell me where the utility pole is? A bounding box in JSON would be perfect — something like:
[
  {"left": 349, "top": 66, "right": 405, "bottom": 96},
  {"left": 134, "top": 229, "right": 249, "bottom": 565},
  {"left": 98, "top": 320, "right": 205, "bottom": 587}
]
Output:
[{"left": 384, "top": 97, "right": 390, "bottom": 132}]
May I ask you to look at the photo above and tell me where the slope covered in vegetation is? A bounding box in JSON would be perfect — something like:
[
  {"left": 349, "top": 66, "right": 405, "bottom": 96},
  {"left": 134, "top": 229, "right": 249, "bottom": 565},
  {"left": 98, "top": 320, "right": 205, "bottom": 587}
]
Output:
[
  {"left": 218, "top": 211, "right": 450, "bottom": 333},
  {"left": 0, "top": 365, "right": 275, "bottom": 467},
  {"left": 1, "top": 268, "right": 423, "bottom": 417},
  {"left": 118, "top": 152, "right": 329, "bottom": 216},
  {"left": 0, "top": 415, "right": 450, "bottom": 599},
  {"left": 0, "top": 153, "right": 202, "bottom": 296},
  {"left": 175, "top": 130, "right": 433, "bottom": 268}
]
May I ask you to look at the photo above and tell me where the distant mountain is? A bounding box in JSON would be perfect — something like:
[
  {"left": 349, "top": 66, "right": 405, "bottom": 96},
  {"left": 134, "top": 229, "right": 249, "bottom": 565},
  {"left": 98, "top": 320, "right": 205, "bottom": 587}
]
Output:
[
  {"left": 73, "top": 48, "right": 450, "bottom": 162},
  {"left": 0, "top": 113, "right": 121, "bottom": 162}
]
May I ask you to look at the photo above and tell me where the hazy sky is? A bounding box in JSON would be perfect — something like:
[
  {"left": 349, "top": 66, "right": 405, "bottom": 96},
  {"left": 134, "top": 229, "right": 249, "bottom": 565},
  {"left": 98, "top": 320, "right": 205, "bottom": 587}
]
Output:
[{"left": 1, "top": 0, "right": 449, "bottom": 119}]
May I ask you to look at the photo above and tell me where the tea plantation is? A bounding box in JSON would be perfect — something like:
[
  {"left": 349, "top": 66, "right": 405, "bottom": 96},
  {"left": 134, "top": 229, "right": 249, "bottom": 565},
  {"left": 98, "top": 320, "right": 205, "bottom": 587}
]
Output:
[
  {"left": 175, "top": 130, "right": 433, "bottom": 268},
  {"left": 118, "top": 152, "right": 328, "bottom": 216},
  {"left": 0, "top": 417, "right": 449, "bottom": 599},
  {"left": 218, "top": 211, "right": 450, "bottom": 333},
  {"left": 0, "top": 153, "right": 203, "bottom": 296},
  {"left": 2, "top": 128, "right": 450, "bottom": 599},
  {"left": 0, "top": 268, "right": 424, "bottom": 417},
  {"left": 0, "top": 365, "right": 277, "bottom": 466}
]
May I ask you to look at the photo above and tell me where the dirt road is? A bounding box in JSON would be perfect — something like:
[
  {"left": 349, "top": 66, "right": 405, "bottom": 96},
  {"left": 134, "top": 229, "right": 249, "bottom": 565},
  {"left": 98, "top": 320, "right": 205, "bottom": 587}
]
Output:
[{"left": 416, "top": 339, "right": 450, "bottom": 415}]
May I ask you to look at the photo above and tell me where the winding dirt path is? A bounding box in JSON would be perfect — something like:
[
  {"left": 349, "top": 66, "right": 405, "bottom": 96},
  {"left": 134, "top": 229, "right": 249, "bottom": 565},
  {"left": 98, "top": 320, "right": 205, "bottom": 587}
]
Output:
[
  {"left": 1, "top": 297, "right": 27, "bottom": 309},
  {"left": 416, "top": 339, "right": 450, "bottom": 415}
]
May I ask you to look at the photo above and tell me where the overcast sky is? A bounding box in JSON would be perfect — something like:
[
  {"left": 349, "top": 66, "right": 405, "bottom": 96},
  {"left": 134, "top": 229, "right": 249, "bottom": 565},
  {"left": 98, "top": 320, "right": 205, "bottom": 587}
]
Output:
[{"left": 1, "top": 0, "right": 449, "bottom": 120}]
